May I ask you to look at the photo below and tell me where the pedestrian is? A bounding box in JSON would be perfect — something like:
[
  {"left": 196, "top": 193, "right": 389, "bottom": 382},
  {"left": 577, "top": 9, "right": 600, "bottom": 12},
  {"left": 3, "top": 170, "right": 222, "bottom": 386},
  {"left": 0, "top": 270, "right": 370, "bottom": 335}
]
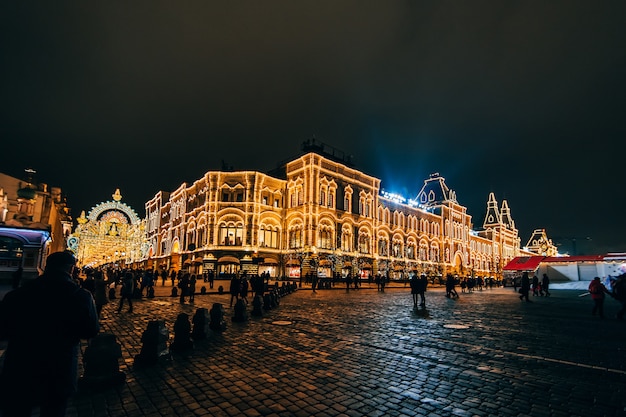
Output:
[
  {"left": 161, "top": 269, "right": 167, "bottom": 286},
  {"left": 0, "top": 251, "right": 99, "bottom": 417},
  {"left": 311, "top": 273, "right": 319, "bottom": 293},
  {"left": 239, "top": 274, "right": 249, "bottom": 303},
  {"left": 611, "top": 274, "right": 626, "bottom": 320},
  {"left": 93, "top": 270, "right": 108, "bottom": 319},
  {"left": 82, "top": 269, "right": 96, "bottom": 296},
  {"left": 229, "top": 274, "right": 241, "bottom": 307},
  {"left": 532, "top": 275, "right": 540, "bottom": 296},
  {"left": 375, "top": 274, "right": 381, "bottom": 291},
  {"left": 541, "top": 273, "right": 550, "bottom": 296},
  {"left": 188, "top": 274, "right": 197, "bottom": 302},
  {"left": 445, "top": 274, "right": 458, "bottom": 298},
  {"left": 588, "top": 276, "right": 609, "bottom": 318},
  {"left": 345, "top": 273, "right": 352, "bottom": 291},
  {"left": 519, "top": 272, "right": 531, "bottom": 302},
  {"left": 178, "top": 273, "right": 190, "bottom": 304},
  {"left": 208, "top": 270, "right": 214, "bottom": 289},
  {"left": 409, "top": 273, "right": 419, "bottom": 308},
  {"left": 418, "top": 273, "right": 428, "bottom": 307},
  {"left": 117, "top": 272, "right": 134, "bottom": 313}
]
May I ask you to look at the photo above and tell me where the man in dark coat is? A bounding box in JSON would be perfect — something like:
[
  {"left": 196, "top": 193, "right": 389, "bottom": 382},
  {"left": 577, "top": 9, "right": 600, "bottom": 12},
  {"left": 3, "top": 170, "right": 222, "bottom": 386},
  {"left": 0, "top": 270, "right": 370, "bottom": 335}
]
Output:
[{"left": 0, "top": 251, "right": 100, "bottom": 416}]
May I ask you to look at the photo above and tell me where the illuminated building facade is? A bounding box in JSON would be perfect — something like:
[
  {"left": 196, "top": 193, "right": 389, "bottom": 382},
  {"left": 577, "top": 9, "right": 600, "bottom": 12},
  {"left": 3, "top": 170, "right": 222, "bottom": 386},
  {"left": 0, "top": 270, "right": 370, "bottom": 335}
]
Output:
[
  {"left": 144, "top": 144, "right": 534, "bottom": 279},
  {"left": 68, "top": 189, "right": 145, "bottom": 268},
  {"left": 0, "top": 170, "right": 72, "bottom": 282}
]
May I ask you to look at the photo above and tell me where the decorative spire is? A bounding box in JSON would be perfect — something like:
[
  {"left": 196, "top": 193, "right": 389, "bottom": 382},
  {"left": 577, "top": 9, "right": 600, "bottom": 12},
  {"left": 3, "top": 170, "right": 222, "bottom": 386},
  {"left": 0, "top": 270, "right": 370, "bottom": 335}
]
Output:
[
  {"left": 500, "top": 200, "right": 515, "bottom": 229},
  {"left": 482, "top": 192, "right": 501, "bottom": 228},
  {"left": 112, "top": 189, "right": 122, "bottom": 202}
]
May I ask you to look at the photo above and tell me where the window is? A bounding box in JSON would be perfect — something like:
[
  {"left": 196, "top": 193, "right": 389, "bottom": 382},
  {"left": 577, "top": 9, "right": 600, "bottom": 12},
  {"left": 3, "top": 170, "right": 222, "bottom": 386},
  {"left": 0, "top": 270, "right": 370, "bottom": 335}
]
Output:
[
  {"left": 236, "top": 193, "right": 243, "bottom": 202},
  {"left": 320, "top": 190, "right": 326, "bottom": 206},
  {"left": 358, "top": 234, "right": 370, "bottom": 254},
  {"left": 219, "top": 224, "right": 243, "bottom": 246},
  {"left": 274, "top": 199, "right": 279, "bottom": 208},
  {"left": 318, "top": 228, "right": 333, "bottom": 249},
  {"left": 328, "top": 192, "right": 334, "bottom": 208},
  {"left": 344, "top": 196, "right": 351, "bottom": 213},
  {"left": 262, "top": 196, "right": 268, "bottom": 205},
  {"left": 221, "top": 192, "right": 229, "bottom": 202},
  {"left": 378, "top": 239, "right": 388, "bottom": 256},
  {"left": 259, "top": 226, "right": 279, "bottom": 248},
  {"left": 289, "top": 227, "right": 303, "bottom": 249}
]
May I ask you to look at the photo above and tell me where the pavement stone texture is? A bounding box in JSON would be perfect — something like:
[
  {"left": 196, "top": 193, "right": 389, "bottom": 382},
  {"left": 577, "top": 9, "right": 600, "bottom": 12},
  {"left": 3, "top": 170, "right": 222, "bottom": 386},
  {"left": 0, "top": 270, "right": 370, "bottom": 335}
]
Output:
[{"left": 3, "top": 282, "right": 626, "bottom": 417}]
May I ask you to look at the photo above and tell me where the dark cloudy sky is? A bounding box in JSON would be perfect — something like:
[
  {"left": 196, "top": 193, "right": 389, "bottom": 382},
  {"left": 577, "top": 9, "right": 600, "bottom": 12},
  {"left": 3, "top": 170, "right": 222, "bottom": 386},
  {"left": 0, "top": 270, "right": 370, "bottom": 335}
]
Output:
[{"left": 2, "top": 1, "right": 624, "bottom": 255}]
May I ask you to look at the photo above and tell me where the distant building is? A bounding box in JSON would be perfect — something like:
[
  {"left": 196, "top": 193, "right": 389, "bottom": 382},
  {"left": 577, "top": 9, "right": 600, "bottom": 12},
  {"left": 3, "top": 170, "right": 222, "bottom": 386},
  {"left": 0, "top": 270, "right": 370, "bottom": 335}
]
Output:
[
  {"left": 524, "top": 229, "right": 558, "bottom": 256},
  {"left": 0, "top": 170, "right": 72, "bottom": 283},
  {"left": 140, "top": 142, "right": 536, "bottom": 279}
]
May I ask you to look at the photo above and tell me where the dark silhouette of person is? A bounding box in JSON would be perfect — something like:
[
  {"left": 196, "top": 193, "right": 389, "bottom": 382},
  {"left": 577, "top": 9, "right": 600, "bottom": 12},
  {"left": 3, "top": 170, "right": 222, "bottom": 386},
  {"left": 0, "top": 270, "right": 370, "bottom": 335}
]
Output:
[
  {"left": 0, "top": 251, "right": 99, "bottom": 417},
  {"left": 229, "top": 274, "right": 241, "bottom": 307},
  {"left": 93, "top": 270, "right": 109, "bottom": 319},
  {"left": 589, "top": 277, "right": 609, "bottom": 318},
  {"left": 239, "top": 275, "right": 249, "bottom": 303},
  {"left": 418, "top": 274, "right": 428, "bottom": 306},
  {"left": 611, "top": 274, "right": 626, "bottom": 320},
  {"left": 188, "top": 274, "right": 197, "bottom": 302},
  {"left": 118, "top": 272, "right": 134, "bottom": 312},
  {"left": 541, "top": 273, "right": 550, "bottom": 296},
  {"left": 178, "top": 273, "right": 190, "bottom": 304},
  {"left": 445, "top": 274, "right": 458, "bottom": 298},
  {"left": 519, "top": 272, "right": 531, "bottom": 302},
  {"left": 409, "top": 274, "right": 419, "bottom": 308}
]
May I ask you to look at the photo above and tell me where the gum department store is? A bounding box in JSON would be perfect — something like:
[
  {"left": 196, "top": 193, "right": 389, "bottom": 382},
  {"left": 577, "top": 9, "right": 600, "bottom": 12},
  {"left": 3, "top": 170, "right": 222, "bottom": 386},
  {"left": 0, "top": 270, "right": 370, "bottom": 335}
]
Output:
[{"left": 123, "top": 142, "right": 540, "bottom": 281}]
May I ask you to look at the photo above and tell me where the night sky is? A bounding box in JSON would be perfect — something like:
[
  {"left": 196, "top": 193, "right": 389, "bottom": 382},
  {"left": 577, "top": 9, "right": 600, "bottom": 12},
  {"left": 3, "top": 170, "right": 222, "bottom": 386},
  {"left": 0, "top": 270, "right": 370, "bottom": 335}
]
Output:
[{"left": 2, "top": 2, "right": 624, "bottom": 255}]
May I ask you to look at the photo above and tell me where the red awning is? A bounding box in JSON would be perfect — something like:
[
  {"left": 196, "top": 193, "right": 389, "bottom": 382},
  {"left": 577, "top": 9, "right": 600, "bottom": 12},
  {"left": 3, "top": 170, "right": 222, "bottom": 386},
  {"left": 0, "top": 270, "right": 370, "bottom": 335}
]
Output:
[{"left": 503, "top": 256, "right": 545, "bottom": 271}]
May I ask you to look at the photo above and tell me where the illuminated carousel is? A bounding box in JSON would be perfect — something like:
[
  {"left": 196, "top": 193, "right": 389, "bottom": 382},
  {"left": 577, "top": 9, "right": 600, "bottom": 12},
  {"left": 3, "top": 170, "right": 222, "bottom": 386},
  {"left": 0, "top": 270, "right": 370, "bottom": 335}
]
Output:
[{"left": 67, "top": 189, "right": 146, "bottom": 268}]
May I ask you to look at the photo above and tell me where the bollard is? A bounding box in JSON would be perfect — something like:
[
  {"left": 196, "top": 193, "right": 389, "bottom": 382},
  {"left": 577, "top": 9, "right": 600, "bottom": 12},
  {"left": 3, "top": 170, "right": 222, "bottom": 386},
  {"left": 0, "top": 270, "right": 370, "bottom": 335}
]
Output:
[
  {"left": 79, "top": 333, "right": 125, "bottom": 390},
  {"left": 170, "top": 313, "right": 194, "bottom": 352},
  {"left": 191, "top": 308, "right": 210, "bottom": 340},
  {"left": 232, "top": 299, "right": 249, "bottom": 322},
  {"left": 209, "top": 303, "right": 227, "bottom": 331},
  {"left": 134, "top": 320, "right": 170, "bottom": 367},
  {"left": 251, "top": 294, "right": 263, "bottom": 317}
]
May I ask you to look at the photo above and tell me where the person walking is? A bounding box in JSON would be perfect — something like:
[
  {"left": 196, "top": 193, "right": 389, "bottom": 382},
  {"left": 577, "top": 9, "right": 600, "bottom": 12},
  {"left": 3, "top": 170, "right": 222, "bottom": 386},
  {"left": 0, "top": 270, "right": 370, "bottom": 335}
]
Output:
[
  {"left": 445, "top": 274, "right": 458, "bottom": 298},
  {"left": 188, "top": 274, "right": 197, "bottom": 303},
  {"left": 0, "top": 251, "right": 99, "bottom": 417},
  {"left": 531, "top": 275, "right": 540, "bottom": 297},
  {"left": 541, "top": 273, "right": 551, "bottom": 297},
  {"left": 229, "top": 274, "right": 241, "bottom": 307},
  {"left": 418, "top": 273, "right": 428, "bottom": 307},
  {"left": 519, "top": 272, "right": 531, "bottom": 302},
  {"left": 409, "top": 273, "right": 419, "bottom": 308},
  {"left": 93, "top": 270, "right": 108, "bottom": 319},
  {"left": 178, "top": 273, "right": 190, "bottom": 304},
  {"left": 118, "top": 272, "right": 134, "bottom": 313},
  {"left": 611, "top": 274, "right": 626, "bottom": 320},
  {"left": 589, "top": 277, "right": 609, "bottom": 318},
  {"left": 239, "top": 274, "right": 249, "bottom": 303}
]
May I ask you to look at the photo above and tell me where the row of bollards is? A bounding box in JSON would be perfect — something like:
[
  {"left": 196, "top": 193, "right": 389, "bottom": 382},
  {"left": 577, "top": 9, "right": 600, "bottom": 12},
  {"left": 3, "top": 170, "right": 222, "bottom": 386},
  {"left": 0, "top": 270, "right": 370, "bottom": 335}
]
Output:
[{"left": 79, "top": 283, "right": 298, "bottom": 390}]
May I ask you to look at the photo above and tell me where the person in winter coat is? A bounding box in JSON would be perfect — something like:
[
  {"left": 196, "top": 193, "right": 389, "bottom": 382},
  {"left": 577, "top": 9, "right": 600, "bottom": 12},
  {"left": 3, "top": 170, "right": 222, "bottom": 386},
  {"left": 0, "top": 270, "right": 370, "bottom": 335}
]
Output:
[
  {"left": 519, "top": 272, "right": 531, "bottom": 302},
  {"left": 0, "top": 251, "right": 99, "bottom": 417},
  {"left": 588, "top": 277, "right": 610, "bottom": 318}
]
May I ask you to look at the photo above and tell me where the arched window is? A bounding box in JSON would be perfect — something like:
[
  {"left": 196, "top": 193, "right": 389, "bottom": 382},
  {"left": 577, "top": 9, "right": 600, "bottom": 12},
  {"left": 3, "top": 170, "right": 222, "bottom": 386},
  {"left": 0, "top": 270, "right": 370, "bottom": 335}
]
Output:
[
  {"left": 289, "top": 226, "right": 303, "bottom": 249},
  {"left": 259, "top": 225, "right": 279, "bottom": 248},
  {"left": 219, "top": 223, "right": 243, "bottom": 246}
]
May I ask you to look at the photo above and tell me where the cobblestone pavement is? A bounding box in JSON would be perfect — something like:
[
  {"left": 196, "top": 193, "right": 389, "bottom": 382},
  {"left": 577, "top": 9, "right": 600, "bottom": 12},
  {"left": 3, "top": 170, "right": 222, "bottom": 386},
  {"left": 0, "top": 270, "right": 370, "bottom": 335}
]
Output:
[{"left": 5, "top": 282, "right": 626, "bottom": 417}]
